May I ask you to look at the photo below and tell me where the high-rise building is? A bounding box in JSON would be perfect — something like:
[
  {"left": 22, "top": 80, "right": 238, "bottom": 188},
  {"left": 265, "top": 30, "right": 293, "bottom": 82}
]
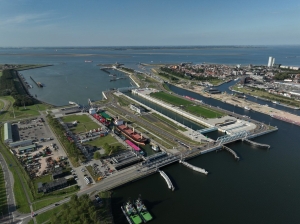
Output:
[
  {"left": 268, "top": 56, "right": 273, "bottom": 67},
  {"left": 271, "top": 57, "right": 275, "bottom": 66}
]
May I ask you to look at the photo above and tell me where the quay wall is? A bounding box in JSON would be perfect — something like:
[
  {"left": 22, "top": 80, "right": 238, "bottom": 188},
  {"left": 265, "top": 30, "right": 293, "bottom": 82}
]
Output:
[{"left": 132, "top": 90, "right": 213, "bottom": 128}]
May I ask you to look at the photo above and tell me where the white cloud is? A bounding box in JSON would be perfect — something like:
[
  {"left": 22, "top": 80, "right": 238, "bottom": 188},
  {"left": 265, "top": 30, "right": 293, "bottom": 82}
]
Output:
[{"left": 0, "top": 12, "right": 52, "bottom": 26}]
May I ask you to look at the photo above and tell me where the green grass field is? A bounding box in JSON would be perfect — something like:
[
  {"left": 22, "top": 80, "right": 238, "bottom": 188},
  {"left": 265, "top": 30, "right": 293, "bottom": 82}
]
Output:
[
  {"left": 0, "top": 166, "right": 7, "bottom": 215},
  {"left": 87, "top": 135, "right": 125, "bottom": 150},
  {"left": 36, "top": 205, "right": 61, "bottom": 224},
  {"left": 0, "top": 96, "right": 51, "bottom": 121},
  {"left": 62, "top": 114, "right": 100, "bottom": 134},
  {"left": 151, "top": 92, "right": 224, "bottom": 118}
]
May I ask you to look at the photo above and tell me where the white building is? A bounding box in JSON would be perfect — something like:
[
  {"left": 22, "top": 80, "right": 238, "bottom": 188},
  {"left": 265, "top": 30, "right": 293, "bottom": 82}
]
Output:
[
  {"left": 4, "top": 122, "right": 13, "bottom": 143},
  {"left": 268, "top": 56, "right": 275, "bottom": 67},
  {"left": 130, "top": 104, "right": 145, "bottom": 114},
  {"left": 89, "top": 108, "right": 96, "bottom": 115}
]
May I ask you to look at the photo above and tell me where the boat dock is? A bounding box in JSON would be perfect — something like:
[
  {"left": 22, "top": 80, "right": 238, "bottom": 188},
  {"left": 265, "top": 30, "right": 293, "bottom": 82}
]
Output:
[
  {"left": 30, "top": 76, "right": 43, "bottom": 88},
  {"left": 158, "top": 169, "right": 175, "bottom": 191},
  {"left": 121, "top": 206, "right": 133, "bottom": 224},
  {"left": 222, "top": 145, "right": 240, "bottom": 160},
  {"left": 100, "top": 67, "right": 111, "bottom": 74},
  {"left": 243, "top": 138, "right": 270, "bottom": 149},
  {"left": 179, "top": 160, "right": 208, "bottom": 175}
]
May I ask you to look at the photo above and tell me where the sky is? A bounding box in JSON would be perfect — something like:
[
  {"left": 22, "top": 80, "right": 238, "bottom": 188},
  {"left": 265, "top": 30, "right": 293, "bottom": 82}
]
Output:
[{"left": 0, "top": 0, "right": 300, "bottom": 47}]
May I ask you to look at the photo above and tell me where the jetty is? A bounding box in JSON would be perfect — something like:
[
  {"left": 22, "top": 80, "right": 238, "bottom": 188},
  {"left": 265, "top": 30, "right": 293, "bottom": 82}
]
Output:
[
  {"left": 100, "top": 67, "right": 111, "bottom": 74},
  {"left": 158, "top": 169, "right": 174, "bottom": 191},
  {"left": 222, "top": 145, "right": 240, "bottom": 160},
  {"left": 179, "top": 160, "right": 208, "bottom": 175},
  {"left": 30, "top": 76, "right": 43, "bottom": 88},
  {"left": 243, "top": 138, "right": 270, "bottom": 149}
]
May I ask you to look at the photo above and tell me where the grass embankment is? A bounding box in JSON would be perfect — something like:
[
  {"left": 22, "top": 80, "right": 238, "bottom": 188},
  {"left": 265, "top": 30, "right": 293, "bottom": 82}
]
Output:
[
  {"left": 232, "top": 85, "right": 300, "bottom": 108},
  {"left": 151, "top": 113, "right": 187, "bottom": 131},
  {"left": 151, "top": 91, "right": 224, "bottom": 118},
  {"left": 0, "top": 126, "right": 31, "bottom": 213},
  {"left": 35, "top": 205, "right": 61, "bottom": 224},
  {"left": 15, "top": 64, "right": 52, "bottom": 71},
  {"left": 0, "top": 96, "right": 50, "bottom": 122},
  {"left": 61, "top": 114, "right": 100, "bottom": 134},
  {"left": 0, "top": 166, "right": 8, "bottom": 215}
]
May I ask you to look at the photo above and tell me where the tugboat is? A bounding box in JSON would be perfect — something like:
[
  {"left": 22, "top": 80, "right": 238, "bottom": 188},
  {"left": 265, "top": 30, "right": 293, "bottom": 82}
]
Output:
[
  {"left": 151, "top": 144, "right": 160, "bottom": 152},
  {"left": 123, "top": 200, "right": 142, "bottom": 224},
  {"left": 135, "top": 196, "right": 153, "bottom": 223}
]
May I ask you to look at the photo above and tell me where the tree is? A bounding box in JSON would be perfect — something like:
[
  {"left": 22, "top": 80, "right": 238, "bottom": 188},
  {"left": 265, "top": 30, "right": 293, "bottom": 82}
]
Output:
[{"left": 93, "top": 151, "right": 101, "bottom": 160}]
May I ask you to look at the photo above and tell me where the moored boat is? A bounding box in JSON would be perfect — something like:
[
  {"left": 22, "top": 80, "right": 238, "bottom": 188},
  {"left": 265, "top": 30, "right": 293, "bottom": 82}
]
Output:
[
  {"left": 135, "top": 197, "right": 153, "bottom": 223},
  {"left": 124, "top": 200, "right": 143, "bottom": 224},
  {"left": 244, "top": 106, "right": 251, "bottom": 111},
  {"left": 151, "top": 144, "right": 160, "bottom": 152}
]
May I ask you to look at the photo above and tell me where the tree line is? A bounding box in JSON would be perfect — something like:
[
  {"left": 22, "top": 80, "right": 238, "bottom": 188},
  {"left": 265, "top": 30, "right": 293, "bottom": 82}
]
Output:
[
  {"left": 0, "top": 69, "right": 35, "bottom": 106},
  {"left": 47, "top": 115, "right": 86, "bottom": 165},
  {"left": 160, "top": 67, "right": 219, "bottom": 81},
  {"left": 50, "top": 194, "right": 105, "bottom": 224}
]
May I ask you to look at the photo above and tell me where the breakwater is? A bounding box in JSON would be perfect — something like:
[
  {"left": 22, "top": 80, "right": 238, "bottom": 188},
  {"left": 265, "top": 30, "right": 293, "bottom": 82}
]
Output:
[
  {"left": 179, "top": 160, "right": 208, "bottom": 175},
  {"left": 158, "top": 169, "right": 175, "bottom": 191}
]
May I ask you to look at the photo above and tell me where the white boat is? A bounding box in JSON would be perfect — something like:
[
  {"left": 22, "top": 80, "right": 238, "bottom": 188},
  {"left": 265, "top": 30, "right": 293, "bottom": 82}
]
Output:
[
  {"left": 69, "top": 101, "right": 77, "bottom": 105},
  {"left": 234, "top": 78, "right": 239, "bottom": 81},
  {"left": 151, "top": 144, "right": 160, "bottom": 152},
  {"left": 272, "top": 101, "right": 278, "bottom": 104},
  {"left": 244, "top": 106, "right": 251, "bottom": 110}
]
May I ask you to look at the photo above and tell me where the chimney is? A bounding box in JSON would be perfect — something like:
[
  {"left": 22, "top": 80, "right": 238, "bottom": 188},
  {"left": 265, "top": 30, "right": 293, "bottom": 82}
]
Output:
[{"left": 133, "top": 127, "right": 134, "bottom": 132}]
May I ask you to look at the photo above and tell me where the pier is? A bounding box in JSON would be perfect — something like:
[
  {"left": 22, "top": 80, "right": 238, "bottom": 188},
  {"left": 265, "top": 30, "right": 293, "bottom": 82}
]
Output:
[
  {"left": 30, "top": 76, "right": 43, "bottom": 88},
  {"left": 222, "top": 145, "right": 240, "bottom": 160},
  {"left": 158, "top": 169, "right": 175, "bottom": 191},
  {"left": 100, "top": 67, "right": 111, "bottom": 73},
  {"left": 243, "top": 138, "right": 270, "bottom": 149},
  {"left": 179, "top": 160, "right": 208, "bottom": 175}
]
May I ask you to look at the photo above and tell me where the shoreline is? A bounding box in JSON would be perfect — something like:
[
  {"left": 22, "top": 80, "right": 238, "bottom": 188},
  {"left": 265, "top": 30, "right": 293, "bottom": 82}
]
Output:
[{"left": 174, "top": 83, "right": 300, "bottom": 124}]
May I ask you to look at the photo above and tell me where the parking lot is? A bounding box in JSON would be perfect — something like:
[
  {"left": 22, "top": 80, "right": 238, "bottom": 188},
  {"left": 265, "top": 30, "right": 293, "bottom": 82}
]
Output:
[{"left": 11, "top": 117, "right": 69, "bottom": 178}]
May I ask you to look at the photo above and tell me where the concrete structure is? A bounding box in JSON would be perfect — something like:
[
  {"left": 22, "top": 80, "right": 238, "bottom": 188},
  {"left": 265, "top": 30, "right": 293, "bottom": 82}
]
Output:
[
  {"left": 18, "top": 144, "right": 36, "bottom": 154},
  {"left": 9, "top": 139, "right": 32, "bottom": 148},
  {"left": 130, "top": 104, "right": 145, "bottom": 114},
  {"left": 4, "top": 122, "right": 12, "bottom": 143}
]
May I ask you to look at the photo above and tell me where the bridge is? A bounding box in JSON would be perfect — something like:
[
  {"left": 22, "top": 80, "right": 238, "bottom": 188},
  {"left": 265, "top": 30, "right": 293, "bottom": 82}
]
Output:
[
  {"left": 216, "top": 130, "right": 249, "bottom": 145},
  {"left": 197, "top": 126, "right": 218, "bottom": 134}
]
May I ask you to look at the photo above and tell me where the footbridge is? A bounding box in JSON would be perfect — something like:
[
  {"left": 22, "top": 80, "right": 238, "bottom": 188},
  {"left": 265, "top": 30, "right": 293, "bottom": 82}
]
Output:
[
  {"left": 243, "top": 138, "right": 270, "bottom": 149},
  {"left": 222, "top": 145, "right": 240, "bottom": 161},
  {"left": 197, "top": 126, "right": 218, "bottom": 134}
]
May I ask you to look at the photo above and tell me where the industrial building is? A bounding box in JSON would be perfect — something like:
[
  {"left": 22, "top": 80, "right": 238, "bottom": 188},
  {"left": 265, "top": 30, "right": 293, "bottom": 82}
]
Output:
[
  {"left": 18, "top": 144, "right": 36, "bottom": 154},
  {"left": 37, "top": 178, "right": 67, "bottom": 193},
  {"left": 130, "top": 104, "right": 146, "bottom": 114},
  {"left": 4, "top": 122, "right": 13, "bottom": 143},
  {"left": 9, "top": 139, "right": 33, "bottom": 148}
]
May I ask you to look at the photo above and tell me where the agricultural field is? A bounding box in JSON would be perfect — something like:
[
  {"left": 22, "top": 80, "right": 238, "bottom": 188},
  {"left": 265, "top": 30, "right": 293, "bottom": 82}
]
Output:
[
  {"left": 62, "top": 114, "right": 100, "bottom": 134},
  {"left": 151, "top": 92, "right": 224, "bottom": 118}
]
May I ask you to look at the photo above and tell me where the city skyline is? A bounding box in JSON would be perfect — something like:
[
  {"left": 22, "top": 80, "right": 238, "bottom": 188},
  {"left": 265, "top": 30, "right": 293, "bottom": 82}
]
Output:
[{"left": 1, "top": 0, "right": 300, "bottom": 47}]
